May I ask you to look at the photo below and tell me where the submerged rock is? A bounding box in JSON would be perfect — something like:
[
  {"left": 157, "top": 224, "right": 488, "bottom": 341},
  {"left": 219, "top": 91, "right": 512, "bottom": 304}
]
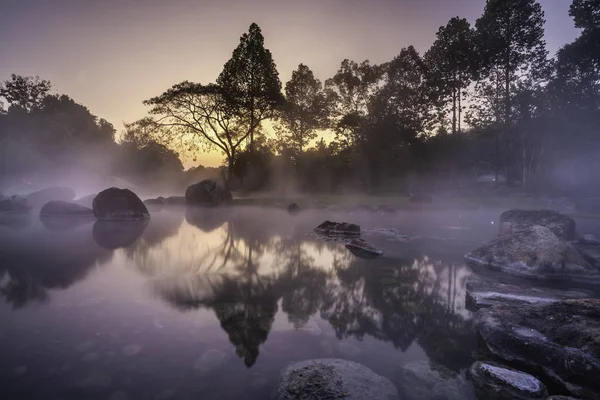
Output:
[
  {"left": 275, "top": 358, "right": 398, "bottom": 400},
  {"left": 345, "top": 238, "right": 383, "bottom": 258},
  {"left": 499, "top": 209, "right": 576, "bottom": 240},
  {"left": 464, "top": 225, "right": 599, "bottom": 283},
  {"left": 465, "top": 280, "right": 592, "bottom": 310},
  {"left": 396, "top": 360, "right": 473, "bottom": 400},
  {"left": 476, "top": 299, "right": 600, "bottom": 399},
  {"left": 314, "top": 221, "right": 360, "bottom": 237},
  {"left": 93, "top": 187, "right": 150, "bottom": 221},
  {"left": 468, "top": 361, "right": 548, "bottom": 400},
  {"left": 185, "top": 179, "right": 232, "bottom": 207},
  {"left": 26, "top": 186, "right": 76, "bottom": 208},
  {"left": 0, "top": 194, "right": 31, "bottom": 214},
  {"left": 40, "top": 201, "right": 94, "bottom": 218}
]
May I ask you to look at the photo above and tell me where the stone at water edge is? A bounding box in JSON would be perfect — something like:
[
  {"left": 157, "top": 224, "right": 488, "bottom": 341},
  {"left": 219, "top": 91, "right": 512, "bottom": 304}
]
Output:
[
  {"left": 74, "top": 194, "right": 97, "bottom": 209},
  {"left": 163, "top": 196, "right": 186, "bottom": 206},
  {"left": 92, "top": 188, "right": 150, "bottom": 221},
  {"left": 40, "top": 201, "right": 95, "bottom": 218},
  {"left": 275, "top": 358, "right": 398, "bottom": 400},
  {"left": 345, "top": 238, "right": 383, "bottom": 258},
  {"left": 499, "top": 209, "right": 576, "bottom": 240},
  {"left": 464, "top": 225, "right": 599, "bottom": 283},
  {"left": 185, "top": 179, "right": 232, "bottom": 207},
  {"left": 143, "top": 198, "right": 164, "bottom": 212},
  {"left": 468, "top": 361, "right": 548, "bottom": 400},
  {"left": 465, "top": 280, "right": 593, "bottom": 311},
  {"left": 314, "top": 220, "right": 361, "bottom": 237},
  {"left": 475, "top": 299, "right": 600, "bottom": 399}
]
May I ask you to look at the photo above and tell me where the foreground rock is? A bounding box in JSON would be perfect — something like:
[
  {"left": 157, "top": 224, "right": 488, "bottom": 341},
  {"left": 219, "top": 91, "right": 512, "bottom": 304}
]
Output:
[
  {"left": 468, "top": 361, "right": 548, "bottom": 400},
  {"left": 0, "top": 194, "right": 31, "bottom": 214},
  {"left": 396, "top": 360, "right": 473, "bottom": 400},
  {"left": 185, "top": 180, "right": 232, "bottom": 207},
  {"left": 345, "top": 238, "right": 383, "bottom": 258},
  {"left": 499, "top": 209, "right": 576, "bottom": 240},
  {"left": 93, "top": 188, "right": 150, "bottom": 221},
  {"left": 465, "top": 280, "right": 592, "bottom": 310},
  {"left": 476, "top": 299, "right": 600, "bottom": 399},
  {"left": 465, "top": 225, "right": 598, "bottom": 283},
  {"left": 275, "top": 359, "right": 398, "bottom": 400},
  {"left": 314, "top": 221, "right": 360, "bottom": 238},
  {"left": 27, "top": 186, "right": 76, "bottom": 208},
  {"left": 40, "top": 201, "right": 95, "bottom": 218}
]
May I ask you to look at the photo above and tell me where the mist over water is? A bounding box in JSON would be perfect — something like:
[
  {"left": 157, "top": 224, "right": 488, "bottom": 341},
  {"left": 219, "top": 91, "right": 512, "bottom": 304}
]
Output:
[{"left": 0, "top": 206, "right": 511, "bottom": 400}]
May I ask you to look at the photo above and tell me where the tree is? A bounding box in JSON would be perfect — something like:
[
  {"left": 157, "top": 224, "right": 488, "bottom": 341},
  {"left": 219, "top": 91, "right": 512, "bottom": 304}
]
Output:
[
  {"left": 0, "top": 74, "right": 52, "bottom": 111},
  {"left": 424, "top": 17, "right": 476, "bottom": 134},
  {"left": 276, "top": 64, "right": 330, "bottom": 153},
  {"left": 217, "top": 23, "right": 283, "bottom": 152},
  {"left": 473, "top": 0, "right": 548, "bottom": 184},
  {"left": 570, "top": 0, "right": 600, "bottom": 31},
  {"left": 144, "top": 82, "right": 251, "bottom": 182}
]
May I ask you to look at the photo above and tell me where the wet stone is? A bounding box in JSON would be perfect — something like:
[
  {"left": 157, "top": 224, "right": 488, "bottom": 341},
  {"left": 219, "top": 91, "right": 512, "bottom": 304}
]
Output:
[{"left": 468, "top": 361, "right": 548, "bottom": 400}]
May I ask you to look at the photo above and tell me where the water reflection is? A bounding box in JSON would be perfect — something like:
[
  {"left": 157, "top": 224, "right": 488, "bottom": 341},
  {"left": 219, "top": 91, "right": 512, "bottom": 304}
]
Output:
[
  {"left": 138, "top": 211, "right": 475, "bottom": 372},
  {"left": 92, "top": 220, "right": 149, "bottom": 249},
  {"left": 0, "top": 222, "right": 112, "bottom": 308}
]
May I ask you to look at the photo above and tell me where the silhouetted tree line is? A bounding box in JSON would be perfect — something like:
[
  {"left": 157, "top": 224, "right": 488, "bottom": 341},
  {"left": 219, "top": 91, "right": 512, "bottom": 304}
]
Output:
[{"left": 2, "top": 0, "right": 599, "bottom": 195}]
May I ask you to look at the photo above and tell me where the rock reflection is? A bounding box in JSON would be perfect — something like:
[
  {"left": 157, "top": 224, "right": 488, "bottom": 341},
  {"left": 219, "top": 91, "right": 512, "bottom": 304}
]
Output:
[
  {"left": 0, "top": 223, "right": 112, "bottom": 308},
  {"left": 93, "top": 220, "right": 149, "bottom": 249},
  {"left": 142, "top": 212, "right": 475, "bottom": 372},
  {"left": 40, "top": 216, "right": 95, "bottom": 231}
]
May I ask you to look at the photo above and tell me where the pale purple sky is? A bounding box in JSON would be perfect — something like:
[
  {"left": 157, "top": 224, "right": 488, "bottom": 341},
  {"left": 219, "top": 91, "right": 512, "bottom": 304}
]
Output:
[{"left": 1, "top": 0, "right": 580, "bottom": 166}]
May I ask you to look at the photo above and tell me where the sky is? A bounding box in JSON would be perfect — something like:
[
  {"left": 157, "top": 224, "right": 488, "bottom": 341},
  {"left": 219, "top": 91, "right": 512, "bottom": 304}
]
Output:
[{"left": 1, "top": 0, "right": 580, "bottom": 168}]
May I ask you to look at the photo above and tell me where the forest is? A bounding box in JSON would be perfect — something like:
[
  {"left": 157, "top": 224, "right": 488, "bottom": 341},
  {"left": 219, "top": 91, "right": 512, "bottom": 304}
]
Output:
[{"left": 1, "top": 0, "right": 599, "bottom": 196}]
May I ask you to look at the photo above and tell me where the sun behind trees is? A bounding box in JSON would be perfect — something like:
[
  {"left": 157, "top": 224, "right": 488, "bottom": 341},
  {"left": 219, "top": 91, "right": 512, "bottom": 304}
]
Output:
[{"left": 2, "top": 0, "right": 600, "bottom": 196}]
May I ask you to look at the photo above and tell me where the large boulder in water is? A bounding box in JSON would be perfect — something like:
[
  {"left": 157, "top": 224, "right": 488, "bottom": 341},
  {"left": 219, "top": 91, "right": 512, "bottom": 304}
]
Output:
[
  {"left": 92, "top": 188, "right": 150, "bottom": 221},
  {"left": 468, "top": 361, "right": 548, "bottom": 400},
  {"left": 275, "top": 358, "right": 398, "bottom": 400},
  {"left": 0, "top": 194, "right": 31, "bottom": 214},
  {"left": 185, "top": 180, "right": 232, "bottom": 207},
  {"left": 27, "top": 186, "right": 76, "bottom": 208},
  {"left": 499, "top": 209, "right": 576, "bottom": 240},
  {"left": 464, "top": 225, "right": 599, "bottom": 283},
  {"left": 476, "top": 299, "right": 600, "bottom": 399},
  {"left": 40, "top": 201, "right": 94, "bottom": 218}
]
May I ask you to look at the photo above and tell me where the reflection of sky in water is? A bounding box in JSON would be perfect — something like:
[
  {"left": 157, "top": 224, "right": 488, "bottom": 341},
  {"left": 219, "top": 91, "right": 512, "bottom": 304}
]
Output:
[{"left": 0, "top": 209, "right": 480, "bottom": 400}]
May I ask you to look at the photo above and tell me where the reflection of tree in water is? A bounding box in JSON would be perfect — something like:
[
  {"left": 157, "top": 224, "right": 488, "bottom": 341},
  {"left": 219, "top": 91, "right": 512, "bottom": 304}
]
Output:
[
  {"left": 0, "top": 223, "right": 112, "bottom": 308},
  {"left": 150, "top": 213, "right": 474, "bottom": 372}
]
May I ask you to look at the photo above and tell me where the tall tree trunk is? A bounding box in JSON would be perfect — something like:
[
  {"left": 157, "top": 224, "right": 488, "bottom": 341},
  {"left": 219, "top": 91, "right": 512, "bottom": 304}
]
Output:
[
  {"left": 458, "top": 85, "right": 462, "bottom": 134},
  {"left": 452, "top": 73, "right": 457, "bottom": 135},
  {"left": 249, "top": 95, "right": 255, "bottom": 152}
]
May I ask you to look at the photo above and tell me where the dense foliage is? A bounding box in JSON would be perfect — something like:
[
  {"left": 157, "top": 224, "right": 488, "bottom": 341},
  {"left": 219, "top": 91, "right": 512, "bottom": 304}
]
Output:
[{"left": 2, "top": 0, "right": 599, "bottom": 195}]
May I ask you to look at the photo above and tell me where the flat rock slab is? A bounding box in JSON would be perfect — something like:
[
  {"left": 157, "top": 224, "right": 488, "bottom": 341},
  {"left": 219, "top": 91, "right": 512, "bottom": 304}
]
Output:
[
  {"left": 476, "top": 299, "right": 600, "bottom": 399},
  {"left": 499, "top": 209, "right": 576, "bottom": 240},
  {"left": 275, "top": 358, "right": 398, "bottom": 400},
  {"left": 465, "top": 280, "right": 593, "bottom": 310},
  {"left": 314, "top": 221, "right": 361, "bottom": 238},
  {"left": 465, "top": 225, "right": 599, "bottom": 284},
  {"left": 468, "top": 361, "right": 548, "bottom": 400},
  {"left": 396, "top": 360, "right": 473, "bottom": 400},
  {"left": 345, "top": 238, "right": 383, "bottom": 258}
]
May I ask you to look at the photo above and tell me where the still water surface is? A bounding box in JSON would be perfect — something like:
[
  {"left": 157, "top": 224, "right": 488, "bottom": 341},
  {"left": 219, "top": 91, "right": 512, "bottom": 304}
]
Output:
[{"left": 0, "top": 207, "right": 507, "bottom": 399}]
